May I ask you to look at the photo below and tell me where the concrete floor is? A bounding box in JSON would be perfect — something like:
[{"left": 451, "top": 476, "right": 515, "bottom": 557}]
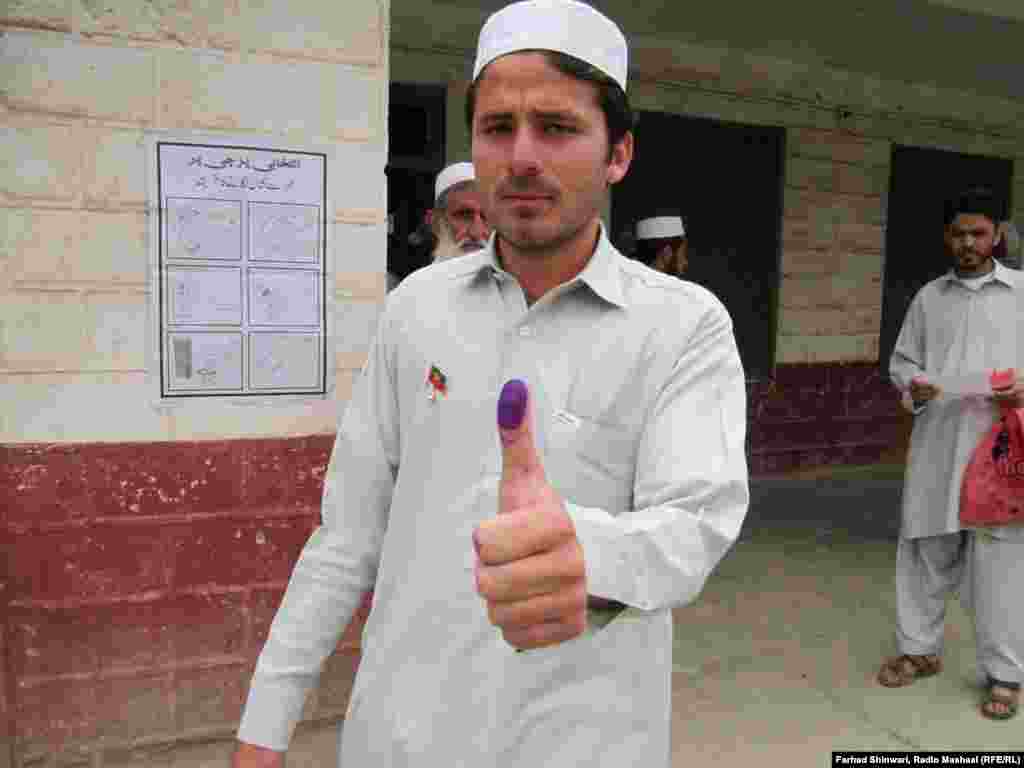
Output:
[
  {"left": 669, "top": 466, "right": 1024, "bottom": 762},
  {"left": 244, "top": 466, "right": 1024, "bottom": 765}
]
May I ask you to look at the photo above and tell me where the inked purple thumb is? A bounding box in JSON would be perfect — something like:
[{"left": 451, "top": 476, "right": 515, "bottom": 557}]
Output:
[
  {"left": 497, "top": 379, "right": 542, "bottom": 505},
  {"left": 497, "top": 379, "right": 528, "bottom": 431}
]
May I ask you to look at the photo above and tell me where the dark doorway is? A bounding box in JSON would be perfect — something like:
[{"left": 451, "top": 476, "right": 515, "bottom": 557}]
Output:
[
  {"left": 612, "top": 111, "right": 785, "bottom": 380},
  {"left": 878, "top": 146, "right": 1013, "bottom": 369},
  {"left": 387, "top": 82, "right": 447, "bottom": 283}
]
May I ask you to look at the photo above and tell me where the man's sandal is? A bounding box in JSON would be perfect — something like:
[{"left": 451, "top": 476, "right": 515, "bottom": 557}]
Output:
[
  {"left": 981, "top": 679, "right": 1020, "bottom": 721},
  {"left": 877, "top": 654, "right": 942, "bottom": 687}
]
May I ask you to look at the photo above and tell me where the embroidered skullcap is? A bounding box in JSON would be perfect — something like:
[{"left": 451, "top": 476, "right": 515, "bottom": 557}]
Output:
[
  {"left": 636, "top": 216, "right": 685, "bottom": 240},
  {"left": 473, "top": 0, "right": 628, "bottom": 91},
  {"left": 434, "top": 162, "right": 476, "bottom": 202}
]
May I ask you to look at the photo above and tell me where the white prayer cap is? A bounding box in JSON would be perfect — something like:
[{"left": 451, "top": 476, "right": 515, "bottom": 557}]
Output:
[
  {"left": 434, "top": 162, "right": 476, "bottom": 202},
  {"left": 472, "top": 0, "right": 628, "bottom": 92},
  {"left": 636, "top": 216, "right": 685, "bottom": 240}
]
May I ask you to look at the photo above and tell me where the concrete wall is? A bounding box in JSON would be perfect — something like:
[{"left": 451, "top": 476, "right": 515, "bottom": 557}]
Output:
[
  {"left": 1, "top": 1, "right": 389, "bottom": 445},
  {"left": 1, "top": 2, "right": 388, "bottom": 765}
]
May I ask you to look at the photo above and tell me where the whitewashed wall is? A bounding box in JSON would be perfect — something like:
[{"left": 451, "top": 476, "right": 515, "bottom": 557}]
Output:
[{"left": 1, "top": 1, "right": 390, "bottom": 443}]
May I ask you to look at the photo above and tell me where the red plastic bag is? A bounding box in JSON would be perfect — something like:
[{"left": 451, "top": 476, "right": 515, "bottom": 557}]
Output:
[{"left": 960, "top": 399, "right": 1024, "bottom": 527}]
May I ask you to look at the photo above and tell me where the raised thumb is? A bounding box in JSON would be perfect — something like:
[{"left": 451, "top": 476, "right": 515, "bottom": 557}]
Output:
[{"left": 497, "top": 379, "right": 542, "bottom": 490}]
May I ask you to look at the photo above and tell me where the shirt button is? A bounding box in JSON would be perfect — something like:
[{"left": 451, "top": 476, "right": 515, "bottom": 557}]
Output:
[{"left": 519, "top": 326, "right": 533, "bottom": 338}]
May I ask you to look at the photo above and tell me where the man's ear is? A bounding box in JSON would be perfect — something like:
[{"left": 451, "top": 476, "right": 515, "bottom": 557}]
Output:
[
  {"left": 606, "top": 131, "right": 634, "bottom": 186},
  {"left": 424, "top": 209, "right": 434, "bottom": 227}
]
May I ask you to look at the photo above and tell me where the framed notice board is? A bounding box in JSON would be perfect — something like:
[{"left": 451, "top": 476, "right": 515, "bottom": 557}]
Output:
[{"left": 154, "top": 140, "right": 329, "bottom": 398}]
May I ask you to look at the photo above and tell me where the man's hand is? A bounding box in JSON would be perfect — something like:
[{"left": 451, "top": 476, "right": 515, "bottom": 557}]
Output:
[
  {"left": 909, "top": 375, "right": 941, "bottom": 406},
  {"left": 232, "top": 742, "right": 284, "bottom": 768},
  {"left": 990, "top": 374, "right": 1024, "bottom": 408},
  {"left": 474, "top": 379, "right": 587, "bottom": 650}
]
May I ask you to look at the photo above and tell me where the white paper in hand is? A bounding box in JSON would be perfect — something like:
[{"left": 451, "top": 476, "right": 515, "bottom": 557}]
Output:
[{"left": 928, "top": 372, "right": 996, "bottom": 399}]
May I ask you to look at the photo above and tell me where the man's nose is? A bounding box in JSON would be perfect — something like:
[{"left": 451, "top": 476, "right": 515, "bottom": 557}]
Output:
[
  {"left": 509, "top": 128, "right": 541, "bottom": 177},
  {"left": 470, "top": 213, "right": 490, "bottom": 241}
]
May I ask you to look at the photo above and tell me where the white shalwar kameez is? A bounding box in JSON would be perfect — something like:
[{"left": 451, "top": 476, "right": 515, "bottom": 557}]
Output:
[{"left": 237, "top": 226, "right": 749, "bottom": 766}]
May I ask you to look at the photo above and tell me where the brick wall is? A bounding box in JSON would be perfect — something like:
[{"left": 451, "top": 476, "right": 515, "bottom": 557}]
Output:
[
  {"left": 776, "top": 130, "right": 890, "bottom": 365},
  {"left": 394, "top": 1, "right": 1024, "bottom": 369},
  {"left": 747, "top": 363, "right": 911, "bottom": 475},
  {"left": 2, "top": 436, "right": 374, "bottom": 766}
]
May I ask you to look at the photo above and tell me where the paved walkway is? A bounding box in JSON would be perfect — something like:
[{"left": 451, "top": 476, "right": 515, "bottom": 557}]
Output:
[
  {"left": 261, "top": 465, "right": 1024, "bottom": 766},
  {"left": 670, "top": 465, "right": 1023, "bottom": 763}
]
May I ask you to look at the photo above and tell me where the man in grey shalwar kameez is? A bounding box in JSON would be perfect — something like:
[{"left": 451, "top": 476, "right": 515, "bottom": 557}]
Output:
[{"left": 880, "top": 187, "right": 1024, "bottom": 720}]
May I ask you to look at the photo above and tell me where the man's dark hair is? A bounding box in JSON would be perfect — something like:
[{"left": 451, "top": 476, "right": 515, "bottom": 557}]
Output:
[
  {"left": 943, "top": 186, "right": 1003, "bottom": 228},
  {"left": 465, "top": 50, "right": 636, "bottom": 161}
]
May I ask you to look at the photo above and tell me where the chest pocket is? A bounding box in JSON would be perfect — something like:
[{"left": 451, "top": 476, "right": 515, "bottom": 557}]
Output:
[{"left": 544, "top": 408, "right": 636, "bottom": 514}]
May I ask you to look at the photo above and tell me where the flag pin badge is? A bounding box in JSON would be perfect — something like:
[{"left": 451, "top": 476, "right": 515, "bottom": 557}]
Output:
[{"left": 426, "top": 365, "right": 448, "bottom": 401}]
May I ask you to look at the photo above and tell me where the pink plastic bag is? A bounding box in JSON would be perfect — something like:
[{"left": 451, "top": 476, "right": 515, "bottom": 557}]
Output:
[{"left": 960, "top": 404, "right": 1024, "bottom": 527}]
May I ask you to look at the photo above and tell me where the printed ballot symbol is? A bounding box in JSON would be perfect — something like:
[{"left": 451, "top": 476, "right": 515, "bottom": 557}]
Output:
[{"left": 426, "top": 365, "right": 448, "bottom": 401}]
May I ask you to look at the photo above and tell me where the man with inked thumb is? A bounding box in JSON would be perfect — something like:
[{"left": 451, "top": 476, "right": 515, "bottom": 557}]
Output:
[
  {"left": 234, "top": 2, "right": 749, "bottom": 766},
  {"left": 476, "top": 378, "right": 592, "bottom": 651}
]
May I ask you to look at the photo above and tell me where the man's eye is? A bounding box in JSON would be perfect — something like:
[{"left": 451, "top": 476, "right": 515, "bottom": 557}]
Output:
[
  {"left": 483, "top": 123, "right": 512, "bottom": 135},
  {"left": 544, "top": 123, "right": 575, "bottom": 134}
]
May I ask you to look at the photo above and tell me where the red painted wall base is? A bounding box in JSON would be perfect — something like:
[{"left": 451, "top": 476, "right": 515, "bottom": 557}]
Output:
[{"left": 1, "top": 362, "right": 907, "bottom": 762}]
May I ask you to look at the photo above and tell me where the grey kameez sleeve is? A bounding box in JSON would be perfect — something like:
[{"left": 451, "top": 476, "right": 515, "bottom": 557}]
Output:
[
  {"left": 566, "top": 299, "right": 749, "bottom": 611},
  {"left": 890, "top": 290, "right": 928, "bottom": 413},
  {"left": 236, "top": 309, "right": 399, "bottom": 750}
]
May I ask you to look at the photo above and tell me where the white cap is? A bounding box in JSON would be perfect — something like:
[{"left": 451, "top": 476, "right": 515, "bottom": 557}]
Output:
[
  {"left": 636, "top": 216, "right": 685, "bottom": 240},
  {"left": 434, "top": 162, "right": 476, "bottom": 202},
  {"left": 473, "top": 0, "right": 628, "bottom": 92}
]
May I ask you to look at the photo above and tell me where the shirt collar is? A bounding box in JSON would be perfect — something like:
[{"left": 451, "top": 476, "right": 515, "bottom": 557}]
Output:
[
  {"left": 940, "top": 260, "right": 1016, "bottom": 289},
  {"left": 472, "top": 221, "right": 627, "bottom": 308}
]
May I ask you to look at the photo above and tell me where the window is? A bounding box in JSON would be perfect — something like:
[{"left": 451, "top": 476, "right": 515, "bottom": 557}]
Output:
[
  {"left": 386, "top": 82, "right": 447, "bottom": 283},
  {"left": 612, "top": 111, "right": 785, "bottom": 379}
]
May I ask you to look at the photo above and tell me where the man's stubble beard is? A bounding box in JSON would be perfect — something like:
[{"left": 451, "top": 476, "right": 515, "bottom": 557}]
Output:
[
  {"left": 496, "top": 172, "right": 610, "bottom": 264},
  {"left": 952, "top": 244, "right": 994, "bottom": 277},
  {"left": 494, "top": 209, "right": 597, "bottom": 265}
]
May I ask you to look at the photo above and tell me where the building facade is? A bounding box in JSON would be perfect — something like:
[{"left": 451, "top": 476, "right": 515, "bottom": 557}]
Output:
[{"left": 3, "top": 0, "right": 1023, "bottom": 764}]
